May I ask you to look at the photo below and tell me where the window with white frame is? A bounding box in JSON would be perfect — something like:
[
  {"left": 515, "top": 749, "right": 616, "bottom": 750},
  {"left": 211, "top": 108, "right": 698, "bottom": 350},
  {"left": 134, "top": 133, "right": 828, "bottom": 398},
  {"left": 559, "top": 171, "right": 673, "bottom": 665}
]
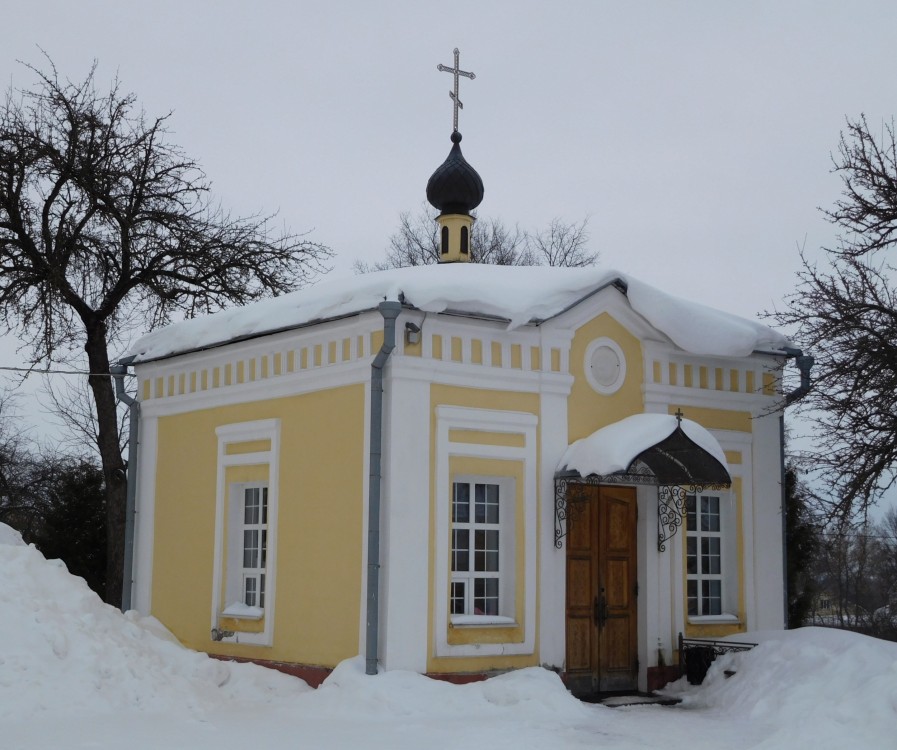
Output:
[
  {"left": 211, "top": 418, "right": 279, "bottom": 646},
  {"left": 240, "top": 486, "right": 268, "bottom": 608},
  {"left": 686, "top": 493, "right": 732, "bottom": 617},
  {"left": 224, "top": 483, "right": 269, "bottom": 615},
  {"left": 450, "top": 476, "right": 514, "bottom": 620}
]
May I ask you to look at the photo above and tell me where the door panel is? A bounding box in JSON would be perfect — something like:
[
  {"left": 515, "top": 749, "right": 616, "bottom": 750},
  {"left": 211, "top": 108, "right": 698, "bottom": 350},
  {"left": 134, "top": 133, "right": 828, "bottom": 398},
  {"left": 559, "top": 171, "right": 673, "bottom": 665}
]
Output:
[{"left": 565, "top": 486, "right": 638, "bottom": 696}]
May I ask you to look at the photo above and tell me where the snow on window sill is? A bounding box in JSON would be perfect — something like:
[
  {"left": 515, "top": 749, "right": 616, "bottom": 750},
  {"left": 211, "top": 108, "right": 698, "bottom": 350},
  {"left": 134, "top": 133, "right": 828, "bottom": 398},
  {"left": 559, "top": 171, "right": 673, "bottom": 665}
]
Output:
[
  {"left": 450, "top": 614, "right": 517, "bottom": 627},
  {"left": 687, "top": 614, "right": 740, "bottom": 624},
  {"left": 221, "top": 602, "right": 264, "bottom": 620}
]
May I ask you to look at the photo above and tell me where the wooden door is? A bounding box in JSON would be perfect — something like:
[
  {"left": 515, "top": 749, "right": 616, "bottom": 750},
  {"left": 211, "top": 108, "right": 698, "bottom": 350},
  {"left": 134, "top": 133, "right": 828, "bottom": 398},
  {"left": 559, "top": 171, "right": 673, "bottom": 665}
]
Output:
[{"left": 565, "top": 485, "right": 638, "bottom": 696}]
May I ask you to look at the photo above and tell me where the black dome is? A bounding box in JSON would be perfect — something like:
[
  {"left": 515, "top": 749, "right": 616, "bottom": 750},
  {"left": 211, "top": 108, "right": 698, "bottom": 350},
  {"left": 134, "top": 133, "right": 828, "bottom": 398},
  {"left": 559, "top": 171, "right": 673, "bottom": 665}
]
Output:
[{"left": 426, "top": 131, "right": 484, "bottom": 214}]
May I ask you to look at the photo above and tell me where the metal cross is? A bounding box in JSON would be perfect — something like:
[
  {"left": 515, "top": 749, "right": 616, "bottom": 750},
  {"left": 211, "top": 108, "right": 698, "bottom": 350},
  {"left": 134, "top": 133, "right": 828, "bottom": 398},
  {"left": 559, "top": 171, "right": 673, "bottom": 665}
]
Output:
[
  {"left": 674, "top": 408, "right": 685, "bottom": 424},
  {"left": 437, "top": 48, "right": 475, "bottom": 132}
]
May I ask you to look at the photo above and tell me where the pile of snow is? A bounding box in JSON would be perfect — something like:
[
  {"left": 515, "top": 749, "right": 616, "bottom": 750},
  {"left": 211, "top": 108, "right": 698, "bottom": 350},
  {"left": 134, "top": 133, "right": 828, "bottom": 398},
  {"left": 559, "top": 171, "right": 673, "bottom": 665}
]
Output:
[
  {"left": 127, "top": 264, "right": 791, "bottom": 362},
  {"left": 0, "top": 523, "right": 309, "bottom": 721},
  {"left": 663, "top": 628, "right": 897, "bottom": 748},
  {"left": 4, "top": 521, "right": 896, "bottom": 749}
]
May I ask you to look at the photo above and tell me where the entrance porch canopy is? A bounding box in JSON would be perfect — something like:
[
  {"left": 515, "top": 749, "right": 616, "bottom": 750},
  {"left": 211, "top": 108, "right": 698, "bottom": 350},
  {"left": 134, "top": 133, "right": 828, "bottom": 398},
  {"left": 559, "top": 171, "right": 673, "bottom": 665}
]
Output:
[
  {"left": 554, "top": 413, "right": 732, "bottom": 550},
  {"left": 557, "top": 413, "right": 731, "bottom": 487}
]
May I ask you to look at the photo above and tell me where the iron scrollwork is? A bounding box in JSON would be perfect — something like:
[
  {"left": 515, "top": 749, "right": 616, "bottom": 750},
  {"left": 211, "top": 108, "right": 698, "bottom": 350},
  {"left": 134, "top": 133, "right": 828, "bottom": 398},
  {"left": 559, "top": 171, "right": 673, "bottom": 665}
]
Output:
[
  {"left": 554, "top": 477, "right": 591, "bottom": 548},
  {"left": 657, "top": 483, "right": 729, "bottom": 551}
]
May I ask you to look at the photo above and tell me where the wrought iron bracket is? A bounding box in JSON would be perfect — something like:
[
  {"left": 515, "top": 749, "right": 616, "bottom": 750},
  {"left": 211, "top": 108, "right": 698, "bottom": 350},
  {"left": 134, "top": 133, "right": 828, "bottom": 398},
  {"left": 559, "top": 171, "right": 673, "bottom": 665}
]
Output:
[
  {"left": 657, "top": 483, "right": 729, "bottom": 551},
  {"left": 554, "top": 477, "right": 590, "bottom": 548}
]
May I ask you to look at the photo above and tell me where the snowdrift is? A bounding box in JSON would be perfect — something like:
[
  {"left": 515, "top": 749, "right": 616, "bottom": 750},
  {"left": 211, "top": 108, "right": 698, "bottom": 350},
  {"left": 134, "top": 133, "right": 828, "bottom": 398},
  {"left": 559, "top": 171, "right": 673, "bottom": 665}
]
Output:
[
  {"left": 3, "top": 521, "right": 896, "bottom": 749},
  {"left": 664, "top": 628, "right": 897, "bottom": 748},
  {"left": 0, "top": 523, "right": 309, "bottom": 720}
]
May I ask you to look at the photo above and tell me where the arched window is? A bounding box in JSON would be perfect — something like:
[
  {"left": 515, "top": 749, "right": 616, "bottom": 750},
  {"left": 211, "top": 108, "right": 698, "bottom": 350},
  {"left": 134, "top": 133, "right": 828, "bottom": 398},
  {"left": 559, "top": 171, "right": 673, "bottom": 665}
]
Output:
[
  {"left": 460, "top": 226, "right": 469, "bottom": 255},
  {"left": 441, "top": 226, "right": 449, "bottom": 255}
]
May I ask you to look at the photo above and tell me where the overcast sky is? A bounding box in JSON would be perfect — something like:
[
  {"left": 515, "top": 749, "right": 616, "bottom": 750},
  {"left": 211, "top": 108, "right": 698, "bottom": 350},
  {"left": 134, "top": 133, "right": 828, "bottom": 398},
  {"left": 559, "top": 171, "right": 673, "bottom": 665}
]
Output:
[{"left": 2, "top": 0, "right": 896, "bottom": 438}]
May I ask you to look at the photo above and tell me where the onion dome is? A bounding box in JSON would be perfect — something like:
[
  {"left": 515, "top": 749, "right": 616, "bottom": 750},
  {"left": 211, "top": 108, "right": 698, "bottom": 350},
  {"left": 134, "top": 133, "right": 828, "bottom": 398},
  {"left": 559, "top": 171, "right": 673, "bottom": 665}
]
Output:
[{"left": 425, "top": 131, "right": 484, "bottom": 215}]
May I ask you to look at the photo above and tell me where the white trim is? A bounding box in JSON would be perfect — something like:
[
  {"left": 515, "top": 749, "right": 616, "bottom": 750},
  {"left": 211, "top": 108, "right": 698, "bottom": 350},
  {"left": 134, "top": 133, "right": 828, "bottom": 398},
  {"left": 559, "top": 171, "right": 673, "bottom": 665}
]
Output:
[
  {"left": 451, "top": 615, "right": 516, "bottom": 626},
  {"left": 433, "top": 406, "right": 538, "bottom": 658},
  {"left": 140, "top": 360, "right": 371, "bottom": 417},
  {"left": 210, "top": 418, "right": 280, "bottom": 647},
  {"left": 389, "top": 356, "right": 573, "bottom": 395}
]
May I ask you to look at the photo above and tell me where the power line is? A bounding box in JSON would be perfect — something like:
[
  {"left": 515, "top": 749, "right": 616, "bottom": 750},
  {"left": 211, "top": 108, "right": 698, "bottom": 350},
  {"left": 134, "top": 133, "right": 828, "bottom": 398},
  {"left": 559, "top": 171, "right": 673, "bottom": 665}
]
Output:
[{"left": 0, "top": 365, "right": 134, "bottom": 377}]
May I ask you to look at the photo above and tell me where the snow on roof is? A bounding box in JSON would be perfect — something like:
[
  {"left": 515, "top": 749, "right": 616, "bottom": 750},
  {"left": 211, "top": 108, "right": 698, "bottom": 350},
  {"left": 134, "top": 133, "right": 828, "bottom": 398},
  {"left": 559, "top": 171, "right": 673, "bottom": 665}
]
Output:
[
  {"left": 126, "top": 264, "right": 791, "bottom": 363},
  {"left": 557, "top": 413, "right": 729, "bottom": 478}
]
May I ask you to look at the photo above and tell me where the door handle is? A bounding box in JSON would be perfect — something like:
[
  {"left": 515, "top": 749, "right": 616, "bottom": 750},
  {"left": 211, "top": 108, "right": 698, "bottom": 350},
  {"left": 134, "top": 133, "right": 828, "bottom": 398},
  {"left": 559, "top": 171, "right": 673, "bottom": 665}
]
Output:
[{"left": 595, "top": 590, "right": 608, "bottom": 628}]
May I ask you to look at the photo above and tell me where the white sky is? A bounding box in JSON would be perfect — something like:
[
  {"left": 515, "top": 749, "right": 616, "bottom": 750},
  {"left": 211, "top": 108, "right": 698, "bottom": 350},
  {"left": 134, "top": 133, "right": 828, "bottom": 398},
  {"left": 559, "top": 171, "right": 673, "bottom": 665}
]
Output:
[{"left": 2, "top": 1, "right": 896, "bottom": 439}]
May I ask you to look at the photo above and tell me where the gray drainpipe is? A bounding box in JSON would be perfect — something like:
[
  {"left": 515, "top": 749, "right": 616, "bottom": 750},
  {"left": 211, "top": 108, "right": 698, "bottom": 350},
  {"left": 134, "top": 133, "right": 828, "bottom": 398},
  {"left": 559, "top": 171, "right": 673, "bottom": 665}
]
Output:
[
  {"left": 111, "top": 355, "right": 139, "bottom": 612},
  {"left": 779, "top": 347, "right": 814, "bottom": 628},
  {"left": 366, "top": 301, "right": 402, "bottom": 675}
]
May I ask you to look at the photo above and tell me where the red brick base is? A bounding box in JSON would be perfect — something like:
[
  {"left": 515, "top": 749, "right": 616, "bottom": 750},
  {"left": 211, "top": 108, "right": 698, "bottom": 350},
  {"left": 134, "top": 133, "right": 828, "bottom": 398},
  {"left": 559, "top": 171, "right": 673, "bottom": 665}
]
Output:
[
  {"left": 210, "top": 655, "right": 333, "bottom": 688},
  {"left": 646, "top": 665, "right": 681, "bottom": 692},
  {"left": 212, "top": 656, "right": 681, "bottom": 695}
]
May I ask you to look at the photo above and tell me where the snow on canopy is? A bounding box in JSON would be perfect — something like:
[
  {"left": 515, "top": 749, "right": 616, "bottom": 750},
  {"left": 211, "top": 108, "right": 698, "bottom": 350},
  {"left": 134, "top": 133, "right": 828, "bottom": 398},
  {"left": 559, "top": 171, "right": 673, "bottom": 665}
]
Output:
[
  {"left": 126, "top": 264, "right": 791, "bottom": 363},
  {"left": 557, "top": 413, "right": 728, "bottom": 478}
]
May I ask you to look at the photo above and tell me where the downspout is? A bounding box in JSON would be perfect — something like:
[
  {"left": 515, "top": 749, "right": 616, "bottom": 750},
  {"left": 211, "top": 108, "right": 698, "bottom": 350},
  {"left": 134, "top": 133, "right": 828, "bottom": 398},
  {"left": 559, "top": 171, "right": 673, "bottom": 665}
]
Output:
[
  {"left": 366, "top": 301, "right": 402, "bottom": 675},
  {"left": 111, "top": 355, "right": 139, "bottom": 612},
  {"left": 779, "top": 346, "right": 814, "bottom": 628}
]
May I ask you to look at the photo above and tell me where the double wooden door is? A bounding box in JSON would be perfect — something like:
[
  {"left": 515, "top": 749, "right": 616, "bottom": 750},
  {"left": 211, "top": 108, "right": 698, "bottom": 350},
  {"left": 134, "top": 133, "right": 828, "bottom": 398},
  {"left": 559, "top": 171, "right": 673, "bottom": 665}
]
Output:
[{"left": 565, "top": 485, "right": 638, "bottom": 696}]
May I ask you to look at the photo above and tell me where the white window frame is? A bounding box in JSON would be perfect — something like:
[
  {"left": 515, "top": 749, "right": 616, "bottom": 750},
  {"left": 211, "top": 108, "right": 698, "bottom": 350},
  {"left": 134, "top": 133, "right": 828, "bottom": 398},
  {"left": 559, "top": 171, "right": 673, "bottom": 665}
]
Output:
[
  {"left": 434, "top": 406, "right": 537, "bottom": 658},
  {"left": 223, "top": 484, "right": 269, "bottom": 616},
  {"left": 449, "top": 475, "right": 516, "bottom": 623},
  {"left": 210, "top": 419, "right": 280, "bottom": 646},
  {"left": 685, "top": 491, "right": 738, "bottom": 621}
]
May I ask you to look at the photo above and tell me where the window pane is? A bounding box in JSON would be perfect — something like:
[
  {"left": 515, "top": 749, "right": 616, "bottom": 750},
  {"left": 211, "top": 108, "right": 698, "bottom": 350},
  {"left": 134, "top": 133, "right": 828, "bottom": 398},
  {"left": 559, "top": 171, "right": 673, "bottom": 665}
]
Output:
[
  {"left": 244, "top": 530, "right": 259, "bottom": 568},
  {"left": 485, "top": 530, "right": 499, "bottom": 571},
  {"left": 702, "top": 537, "right": 721, "bottom": 575},
  {"left": 451, "top": 581, "right": 466, "bottom": 614},
  {"left": 452, "top": 483, "right": 470, "bottom": 523},
  {"left": 474, "top": 529, "right": 501, "bottom": 572},
  {"left": 474, "top": 577, "right": 499, "bottom": 615},
  {"left": 474, "top": 483, "right": 500, "bottom": 524},
  {"left": 452, "top": 529, "right": 469, "bottom": 572},
  {"left": 701, "top": 496, "right": 720, "bottom": 532},
  {"left": 686, "top": 537, "right": 697, "bottom": 574},
  {"left": 244, "top": 576, "right": 257, "bottom": 607},
  {"left": 262, "top": 488, "right": 268, "bottom": 524},
  {"left": 245, "top": 490, "right": 260, "bottom": 525},
  {"left": 261, "top": 529, "right": 267, "bottom": 568},
  {"left": 687, "top": 579, "right": 697, "bottom": 616},
  {"left": 686, "top": 495, "right": 696, "bottom": 531},
  {"left": 702, "top": 579, "right": 722, "bottom": 615},
  {"left": 260, "top": 573, "right": 266, "bottom": 608}
]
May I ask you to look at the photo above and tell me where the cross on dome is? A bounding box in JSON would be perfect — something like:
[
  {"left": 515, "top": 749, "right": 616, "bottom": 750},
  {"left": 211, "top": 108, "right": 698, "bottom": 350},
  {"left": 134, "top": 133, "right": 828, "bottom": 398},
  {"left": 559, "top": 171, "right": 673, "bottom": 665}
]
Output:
[{"left": 437, "top": 48, "right": 475, "bottom": 132}]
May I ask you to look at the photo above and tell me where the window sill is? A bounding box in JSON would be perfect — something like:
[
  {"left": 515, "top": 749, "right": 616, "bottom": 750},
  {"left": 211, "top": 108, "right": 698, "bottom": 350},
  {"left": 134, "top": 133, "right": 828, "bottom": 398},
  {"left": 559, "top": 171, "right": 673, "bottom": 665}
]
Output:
[
  {"left": 450, "top": 614, "right": 517, "bottom": 627},
  {"left": 687, "top": 614, "right": 740, "bottom": 624},
  {"left": 221, "top": 602, "right": 264, "bottom": 620}
]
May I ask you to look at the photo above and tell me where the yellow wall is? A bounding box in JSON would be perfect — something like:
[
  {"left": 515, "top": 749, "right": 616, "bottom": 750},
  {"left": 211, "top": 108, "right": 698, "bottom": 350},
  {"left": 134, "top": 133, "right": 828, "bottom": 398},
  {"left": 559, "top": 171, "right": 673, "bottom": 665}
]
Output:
[
  {"left": 152, "top": 384, "right": 366, "bottom": 666},
  {"left": 567, "top": 313, "right": 645, "bottom": 441}
]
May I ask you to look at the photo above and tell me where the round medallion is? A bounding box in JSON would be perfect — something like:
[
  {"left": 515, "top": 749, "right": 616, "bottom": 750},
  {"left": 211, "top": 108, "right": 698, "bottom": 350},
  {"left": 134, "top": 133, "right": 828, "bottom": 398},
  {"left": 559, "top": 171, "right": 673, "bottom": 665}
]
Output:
[{"left": 585, "top": 338, "right": 626, "bottom": 394}]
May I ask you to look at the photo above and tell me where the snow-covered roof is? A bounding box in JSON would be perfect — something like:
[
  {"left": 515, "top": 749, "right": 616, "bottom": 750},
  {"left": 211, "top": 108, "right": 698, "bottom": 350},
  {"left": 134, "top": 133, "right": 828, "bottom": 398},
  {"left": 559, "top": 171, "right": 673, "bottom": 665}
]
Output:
[
  {"left": 126, "top": 264, "right": 791, "bottom": 363},
  {"left": 557, "top": 414, "right": 729, "bottom": 479}
]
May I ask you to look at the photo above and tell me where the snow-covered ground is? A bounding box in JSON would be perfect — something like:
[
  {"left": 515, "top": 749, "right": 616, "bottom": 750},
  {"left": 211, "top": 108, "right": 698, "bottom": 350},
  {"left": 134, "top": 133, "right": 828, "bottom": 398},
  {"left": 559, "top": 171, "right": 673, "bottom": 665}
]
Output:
[{"left": 3, "top": 523, "right": 895, "bottom": 750}]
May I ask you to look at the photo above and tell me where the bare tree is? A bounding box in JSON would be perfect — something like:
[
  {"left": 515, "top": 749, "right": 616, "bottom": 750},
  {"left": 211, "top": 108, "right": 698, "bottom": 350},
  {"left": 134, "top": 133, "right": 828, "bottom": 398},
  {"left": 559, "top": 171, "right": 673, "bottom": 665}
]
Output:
[
  {"left": 524, "top": 217, "right": 597, "bottom": 267},
  {"left": 0, "top": 60, "right": 331, "bottom": 606},
  {"left": 356, "top": 206, "right": 594, "bottom": 271},
  {"left": 772, "top": 115, "right": 897, "bottom": 521}
]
